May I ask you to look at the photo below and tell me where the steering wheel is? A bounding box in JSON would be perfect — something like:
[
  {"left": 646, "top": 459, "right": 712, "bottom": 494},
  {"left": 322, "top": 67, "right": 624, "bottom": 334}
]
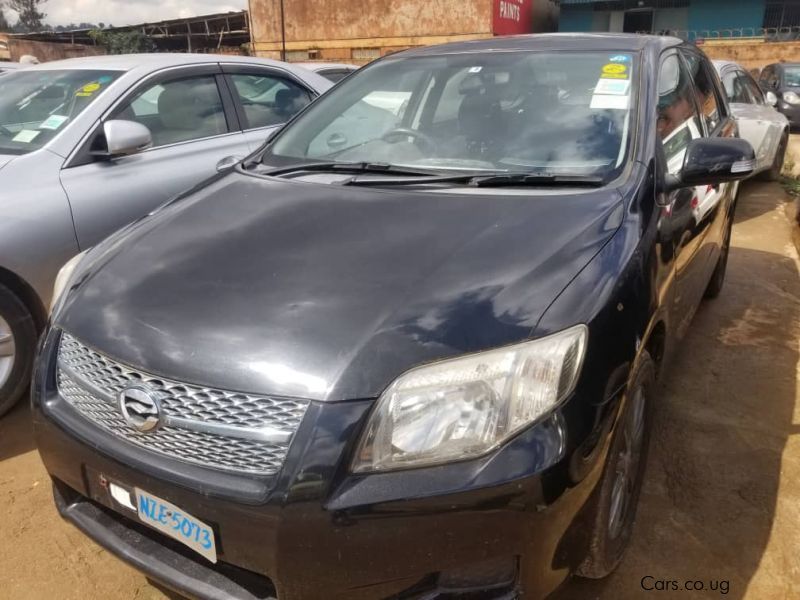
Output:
[{"left": 381, "top": 127, "right": 438, "bottom": 154}]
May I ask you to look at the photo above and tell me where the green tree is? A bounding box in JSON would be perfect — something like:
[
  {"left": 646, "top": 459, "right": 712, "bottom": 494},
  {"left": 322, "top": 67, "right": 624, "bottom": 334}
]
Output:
[
  {"left": 89, "top": 29, "right": 155, "bottom": 55},
  {"left": 8, "top": 0, "right": 46, "bottom": 32}
]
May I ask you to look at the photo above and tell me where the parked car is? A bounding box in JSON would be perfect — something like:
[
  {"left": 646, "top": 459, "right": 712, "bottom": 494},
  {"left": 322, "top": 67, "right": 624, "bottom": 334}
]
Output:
[
  {"left": 759, "top": 62, "right": 800, "bottom": 129},
  {"left": 0, "top": 54, "right": 331, "bottom": 416},
  {"left": 34, "top": 35, "right": 754, "bottom": 599},
  {"left": 715, "top": 60, "right": 789, "bottom": 180},
  {"left": 0, "top": 61, "right": 22, "bottom": 75},
  {"left": 296, "top": 61, "right": 359, "bottom": 83}
]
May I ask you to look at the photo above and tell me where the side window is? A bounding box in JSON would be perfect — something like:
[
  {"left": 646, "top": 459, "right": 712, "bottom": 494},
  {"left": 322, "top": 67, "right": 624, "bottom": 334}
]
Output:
[
  {"left": 763, "top": 66, "right": 779, "bottom": 90},
  {"left": 115, "top": 76, "right": 228, "bottom": 148},
  {"left": 229, "top": 74, "right": 312, "bottom": 129},
  {"left": 657, "top": 52, "right": 704, "bottom": 175},
  {"left": 681, "top": 51, "right": 722, "bottom": 132},
  {"left": 741, "top": 75, "right": 765, "bottom": 105},
  {"left": 722, "top": 71, "right": 751, "bottom": 104}
]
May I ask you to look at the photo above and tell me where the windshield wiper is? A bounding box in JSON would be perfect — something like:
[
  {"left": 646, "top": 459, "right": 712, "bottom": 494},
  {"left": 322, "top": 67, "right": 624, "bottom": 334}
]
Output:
[
  {"left": 258, "top": 161, "right": 445, "bottom": 178},
  {"left": 342, "top": 171, "right": 607, "bottom": 188},
  {"left": 468, "top": 173, "right": 606, "bottom": 188}
]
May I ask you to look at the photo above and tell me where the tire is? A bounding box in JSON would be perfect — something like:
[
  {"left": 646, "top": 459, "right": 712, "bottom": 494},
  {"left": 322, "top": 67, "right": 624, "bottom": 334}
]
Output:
[
  {"left": 704, "top": 218, "right": 733, "bottom": 300},
  {"left": 0, "top": 284, "right": 37, "bottom": 418},
  {"left": 759, "top": 132, "right": 788, "bottom": 182},
  {"left": 577, "top": 351, "right": 656, "bottom": 579}
]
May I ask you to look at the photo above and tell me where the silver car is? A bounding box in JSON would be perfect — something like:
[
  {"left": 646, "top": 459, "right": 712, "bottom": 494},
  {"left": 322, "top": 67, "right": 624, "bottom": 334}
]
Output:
[
  {"left": 0, "top": 54, "right": 332, "bottom": 415},
  {"left": 714, "top": 60, "right": 789, "bottom": 180},
  {"left": 296, "top": 62, "right": 359, "bottom": 83},
  {"left": 0, "top": 62, "right": 22, "bottom": 75}
]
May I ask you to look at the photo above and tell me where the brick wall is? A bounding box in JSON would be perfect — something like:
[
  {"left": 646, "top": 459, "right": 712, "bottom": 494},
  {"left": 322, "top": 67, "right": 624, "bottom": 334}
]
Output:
[{"left": 701, "top": 39, "right": 800, "bottom": 73}]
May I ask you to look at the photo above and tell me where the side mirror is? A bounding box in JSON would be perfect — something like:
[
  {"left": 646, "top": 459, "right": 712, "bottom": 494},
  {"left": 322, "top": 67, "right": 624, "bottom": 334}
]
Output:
[
  {"left": 766, "top": 90, "right": 778, "bottom": 106},
  {"left": 216, "top": 155, "right": 243, "bottom": 172},
  {"left": 663, "top": 138, "right": 755, "bottom": 193},
  {"left": 102, "top": 120, "right": 153, "bottom": 158}
]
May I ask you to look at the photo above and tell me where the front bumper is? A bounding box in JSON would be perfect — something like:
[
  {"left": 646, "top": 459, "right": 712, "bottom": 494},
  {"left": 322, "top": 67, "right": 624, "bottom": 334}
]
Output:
[{"left": 33, "top": 331, "right": 614, "bottom": 600}]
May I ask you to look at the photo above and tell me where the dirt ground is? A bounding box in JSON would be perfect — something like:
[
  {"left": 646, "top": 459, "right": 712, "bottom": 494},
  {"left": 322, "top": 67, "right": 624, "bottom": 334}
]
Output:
[{"left": 2, "top": 177, "right": 800, "bottom": 600}]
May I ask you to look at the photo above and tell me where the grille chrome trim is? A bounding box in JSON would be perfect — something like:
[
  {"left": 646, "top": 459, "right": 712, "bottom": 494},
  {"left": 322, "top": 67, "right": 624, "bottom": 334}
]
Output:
[
  {"left": 55, "top": 332, "right": 309, "bottom": 476},
  {"left": 57, "top": 360, "right": 294, "bottom": 444}
]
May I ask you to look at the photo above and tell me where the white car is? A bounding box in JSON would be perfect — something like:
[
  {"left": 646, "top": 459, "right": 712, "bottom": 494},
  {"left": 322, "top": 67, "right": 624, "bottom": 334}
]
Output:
[
  {"left": 715, "top": 60, "right": 789, "bottom": 180},
  {"left": 295, "top": 62, "right": 359, "bottom": 83}
]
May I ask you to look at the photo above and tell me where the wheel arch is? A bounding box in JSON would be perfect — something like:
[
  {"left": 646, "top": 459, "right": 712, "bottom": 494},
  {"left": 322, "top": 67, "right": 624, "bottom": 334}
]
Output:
[{"left": 0, "top": 266, "right": 47, "bottom": 333}]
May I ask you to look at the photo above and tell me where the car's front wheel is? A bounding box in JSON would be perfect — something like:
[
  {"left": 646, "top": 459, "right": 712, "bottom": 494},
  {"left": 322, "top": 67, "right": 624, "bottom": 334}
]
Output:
[
  {"left": 577, "top": 351, "right": 655, "bottom": 579},
  {"left": 0, "top": 284, "right": 37, "bottom": 417},
  {"left": 760, "top": 132, "right": 788, "bottom": 182}
]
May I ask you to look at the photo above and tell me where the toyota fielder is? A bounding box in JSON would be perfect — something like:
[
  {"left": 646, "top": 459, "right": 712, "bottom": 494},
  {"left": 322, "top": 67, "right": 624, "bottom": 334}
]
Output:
[{"left": 33, "top": 34, "right": 754, "bottom": 600}]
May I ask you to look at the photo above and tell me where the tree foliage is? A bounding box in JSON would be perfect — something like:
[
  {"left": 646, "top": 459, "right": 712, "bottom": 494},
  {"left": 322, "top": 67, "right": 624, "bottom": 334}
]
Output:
[
  {"left": 8, "top": 0, "right": 46, "bottom": 32},
  {"left": 89, "top": 29, "right": 155, "bottom": 55}
]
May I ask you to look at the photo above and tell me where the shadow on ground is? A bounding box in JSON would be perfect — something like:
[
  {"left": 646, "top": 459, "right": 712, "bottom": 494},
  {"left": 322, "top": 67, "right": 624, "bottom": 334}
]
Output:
[{"left": 0, "top": 392, "right": 36, "bottom": 462}]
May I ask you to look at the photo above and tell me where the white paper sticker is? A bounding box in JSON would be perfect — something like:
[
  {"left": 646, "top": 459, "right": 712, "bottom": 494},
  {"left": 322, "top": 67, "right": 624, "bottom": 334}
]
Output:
[
  {"left": 39, "top": 115, "right": 69, "bottom": 130},
  {"left": 594, "top": 79, "right": 630, "bottom": 96},
  {"left": 12, "top": 129, "right": 40, "bottom": 143},
  {"left": 590, "top": 94, "right": 630, "bottom": 110},
  {"left": 468, "top": 66, "right": 482, "bottom": 73}
]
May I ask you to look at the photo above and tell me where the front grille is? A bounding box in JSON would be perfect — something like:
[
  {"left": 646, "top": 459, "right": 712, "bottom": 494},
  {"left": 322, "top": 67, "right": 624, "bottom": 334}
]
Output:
[{"left": 56, "top": 332, "right": 309, "bottom": 476}]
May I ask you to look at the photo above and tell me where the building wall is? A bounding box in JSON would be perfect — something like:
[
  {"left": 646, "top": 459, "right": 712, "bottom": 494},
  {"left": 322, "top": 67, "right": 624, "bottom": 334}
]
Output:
[
  {"left": 701, "top": 39, "right": 800, "bottom": 72},
  {"left": 249, "top": 0, "right": 559, "bottom": 62},
  {"left": 687, "top": 0, "right": 764, "bottom": 32},
  {"left": 560, "top": 0, "right": 764, "bottom": 34},
  {"left": 0, "top": 34, "right": 104, "bottom": 63},
  {"left": 250, "top": 0, "right": 494, "bottom": 61}
]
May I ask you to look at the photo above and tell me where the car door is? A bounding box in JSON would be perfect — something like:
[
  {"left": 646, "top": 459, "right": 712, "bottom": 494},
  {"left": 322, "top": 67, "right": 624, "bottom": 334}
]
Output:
[
  {"left": 723, "top": 68, "right": 779, "bottom": 172},
  {"left": 222, "top": 64, "right": 316, "bottom": 153},
  {"left": 740, "top": 72, "right": 785, "bottom": 170},
  {"left": 60, "top": 65, "right": 248, "bottom": 249},
  {"left": 657, "top": 50, "right": 733, "bottom": 335}
]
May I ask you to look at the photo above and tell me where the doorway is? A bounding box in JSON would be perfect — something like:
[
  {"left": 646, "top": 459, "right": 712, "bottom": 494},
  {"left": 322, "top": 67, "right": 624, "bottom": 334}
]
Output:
[{"left": 624, "top": 9, "right": 654, "bottom": 33}]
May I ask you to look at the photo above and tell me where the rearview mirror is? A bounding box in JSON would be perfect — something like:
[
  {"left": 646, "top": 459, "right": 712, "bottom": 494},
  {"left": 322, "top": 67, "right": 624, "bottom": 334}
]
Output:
[
  {"left": 103, "top": 120, "right": 153, "bottom": 158},
  {"left": 663, "top": 138, "right": 755, "bottom": 193},
  {"left": 766, "top": 90, "right": 778, "bottom": 106}
]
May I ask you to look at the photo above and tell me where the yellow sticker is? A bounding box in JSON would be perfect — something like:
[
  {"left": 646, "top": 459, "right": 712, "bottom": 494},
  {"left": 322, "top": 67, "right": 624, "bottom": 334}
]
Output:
[
  {"left": 602, "top": 64, "right": 627, "bottom": 75},
  {"left": 80, "top": 82, "right": 101, "bottom": 94},
  {"left": 600, "top": 73, "right": 629, "bottom": 80}
]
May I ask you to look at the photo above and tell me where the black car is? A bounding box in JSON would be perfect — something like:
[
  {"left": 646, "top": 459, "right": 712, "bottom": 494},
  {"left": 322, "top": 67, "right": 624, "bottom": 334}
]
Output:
[
  {"left": 33, "top": 34, "right": 754, "bottom": 599},
  {"left": 759, "top": 62, "right": 800, "bottom": 127}
]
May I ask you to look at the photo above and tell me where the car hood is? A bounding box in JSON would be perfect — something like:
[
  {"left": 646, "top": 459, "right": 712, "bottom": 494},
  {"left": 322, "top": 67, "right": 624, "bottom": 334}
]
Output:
[
  {"left": 0, "top": 154, "right": 16, "bottom": 172},
  {"left": 58, "top": 171, "right": 624, "bottom": 401}
]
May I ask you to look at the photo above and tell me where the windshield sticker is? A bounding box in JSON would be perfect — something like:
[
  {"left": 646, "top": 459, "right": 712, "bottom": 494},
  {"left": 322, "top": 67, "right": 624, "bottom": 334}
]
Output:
[
  {"left": 609, "top": 54, "right": 631, "bottom": 63},
  {"left": 468, "top": 66, "right": 483, "bottom": 73},
  {"left": 601, "top": 63, "right": 629, "bottom": 80},
  {"left": 590, "top": 94, "right": 629, "bottom": 110},
  {"left": 76, "top": 82, "right": 102, "bottom": 97},
  {"left": 595, "top": 79, "right": 630, "bottom": 95},
  {"left": 12, "top": 129, "right": 40, "bottom": 143},
  {"left": 39, "top": 115, "right": 69, "bottom": 130}
]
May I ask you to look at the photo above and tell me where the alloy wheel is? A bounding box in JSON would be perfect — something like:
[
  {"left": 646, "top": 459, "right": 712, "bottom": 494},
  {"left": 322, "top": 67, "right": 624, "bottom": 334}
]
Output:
[
  {"left": 0, "top": 313, "right": 15, "bottom": 389},
  {"left": 607, "top": 386, "right": 647, "bottom": 540}
]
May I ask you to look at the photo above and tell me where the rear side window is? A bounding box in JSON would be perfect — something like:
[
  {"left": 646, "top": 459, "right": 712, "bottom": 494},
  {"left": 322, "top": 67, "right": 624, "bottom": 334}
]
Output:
[
  {"left": 657, "top": 52, "right": 704, "bottom": 175},
  {"left": 722, "top": 71, "right": 751, "bottom": 104},
  {"left": 681, "top": 51, "right": 722, "bottom": 132},
  {"left": 115, "top": 76, "right": 228, "bottom": 148},
  {"left": 229, "top": 74, "right": 312, "bottom": 129},
  {"left": 741, "top": 74, "right": 765, "bottom": 105}
]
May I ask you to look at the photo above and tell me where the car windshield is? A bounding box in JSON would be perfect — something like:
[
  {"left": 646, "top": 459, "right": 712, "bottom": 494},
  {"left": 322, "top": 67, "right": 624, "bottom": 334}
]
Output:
[
  {"left": 264, "top": 51, "right": 637, "bottom": 179},
  {"left": 784, "top": 66, "right": 800, "bottom": 87},
  {"left": 0, "top": 69, "right": 121, "bottom": 155}
]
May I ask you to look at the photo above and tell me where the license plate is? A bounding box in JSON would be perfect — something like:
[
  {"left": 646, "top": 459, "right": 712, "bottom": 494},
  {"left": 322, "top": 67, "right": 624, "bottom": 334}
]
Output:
[{"left": 134, "top": 488, "right": 217, "bottom": 563}]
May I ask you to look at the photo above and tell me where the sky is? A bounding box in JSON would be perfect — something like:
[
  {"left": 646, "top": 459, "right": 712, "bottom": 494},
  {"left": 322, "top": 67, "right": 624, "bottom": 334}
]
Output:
[{"left": 28, "top": 0, "right": 248, "bottom": 27}]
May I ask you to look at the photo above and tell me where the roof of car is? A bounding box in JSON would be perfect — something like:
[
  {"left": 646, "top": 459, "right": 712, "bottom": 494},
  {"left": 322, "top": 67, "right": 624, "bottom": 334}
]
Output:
[
  {"left": 22, "top": 53, "right": 302, "bottom": 73},
  {"left": 713, "top": 60, "right": 740, "bottom": 71},
  {"left": 0, "top": 62, "right": 21, "bottom": 69},
  {"left": 295, "top": 62, "right": 358, "bottom": 72},
  {"left": 397, "top": 33, "right": 683, "bottom": 58}
]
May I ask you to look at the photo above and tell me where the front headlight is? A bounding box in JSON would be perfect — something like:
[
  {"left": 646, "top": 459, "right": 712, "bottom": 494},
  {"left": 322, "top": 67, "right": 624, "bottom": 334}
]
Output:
[
  {"left": 783, "top": 91, "right": 800, "bottom": 105},
  {"left": 50, "top": 251, "right": 88, "bottom": 313},
  {"left": 352, "top": 324, "right": 588, "bottom": 473}
]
